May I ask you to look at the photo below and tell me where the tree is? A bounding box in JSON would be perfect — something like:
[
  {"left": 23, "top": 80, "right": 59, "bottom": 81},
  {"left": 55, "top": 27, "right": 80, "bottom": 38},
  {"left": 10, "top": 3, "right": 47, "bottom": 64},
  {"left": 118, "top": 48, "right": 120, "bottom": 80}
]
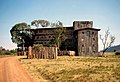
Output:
[
  {"left": 50, "top": 21, "right": 67, "bottom": 50},
  {"left": 10, "top": 23, "right": 32, "bottom": 55},
  {"left": 31, "top": 20, "right": 49, "bottom": 27},
  {"left": 50, "top": 21, "right": 63, "bottom": 27},
  {"left": 100, "top": 28, "right": 115, "bottom": 56},
  {"left": 0, "top": 46, "right": 5, "bottom": 55},
  {"left": 10, "top": 23, "right": 27, "bottom": 44},
  {"left": 0, "top": 46, "right": 5, "bottom": 50}
]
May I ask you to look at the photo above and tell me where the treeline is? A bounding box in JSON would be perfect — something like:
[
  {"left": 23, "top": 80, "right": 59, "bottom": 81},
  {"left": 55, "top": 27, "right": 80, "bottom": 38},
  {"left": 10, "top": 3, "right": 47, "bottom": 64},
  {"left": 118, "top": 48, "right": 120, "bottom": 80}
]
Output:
[
  {"left": 0, "top": 46, "right": 17, "bottom": 55},
  {"left": 10, "top": 20, "right": 67, "bottom": 51},
  {"left": 10, "top": 20, "right": 63, "bottom": 48}
]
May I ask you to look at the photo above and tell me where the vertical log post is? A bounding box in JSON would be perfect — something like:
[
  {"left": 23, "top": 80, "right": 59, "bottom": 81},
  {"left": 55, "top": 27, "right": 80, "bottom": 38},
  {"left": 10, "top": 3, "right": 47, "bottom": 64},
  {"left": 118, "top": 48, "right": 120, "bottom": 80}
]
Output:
[{"left": 28, "top": 46, "right": 32, "bottom": 59}]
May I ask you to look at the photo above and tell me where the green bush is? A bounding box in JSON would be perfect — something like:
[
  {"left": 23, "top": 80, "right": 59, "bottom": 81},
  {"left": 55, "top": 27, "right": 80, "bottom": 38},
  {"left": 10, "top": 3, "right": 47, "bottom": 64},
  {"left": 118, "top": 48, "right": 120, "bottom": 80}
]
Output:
[
  {"left": 0, "top": 49, "right": 17, "bottom": 55},
  {"left": 115, "top": 51, "right": 120, "bottom": 55}
]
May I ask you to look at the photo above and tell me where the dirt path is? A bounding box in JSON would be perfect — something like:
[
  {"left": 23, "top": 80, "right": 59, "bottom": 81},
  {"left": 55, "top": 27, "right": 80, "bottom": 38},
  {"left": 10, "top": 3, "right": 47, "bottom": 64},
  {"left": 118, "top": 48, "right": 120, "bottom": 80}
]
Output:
[{"left": 0, "top": 56, "right": 34, "bottom": 82}]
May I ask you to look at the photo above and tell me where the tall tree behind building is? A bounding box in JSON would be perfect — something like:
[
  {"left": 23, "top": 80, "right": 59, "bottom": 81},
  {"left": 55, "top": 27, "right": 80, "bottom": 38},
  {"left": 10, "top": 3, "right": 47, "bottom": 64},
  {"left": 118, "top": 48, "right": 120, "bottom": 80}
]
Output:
[
  {"left": 31, "top": 20, "right": 50, "bottom": 27},
  {"left": 50, "top": 21, "right": 67, "bottom": 50}
]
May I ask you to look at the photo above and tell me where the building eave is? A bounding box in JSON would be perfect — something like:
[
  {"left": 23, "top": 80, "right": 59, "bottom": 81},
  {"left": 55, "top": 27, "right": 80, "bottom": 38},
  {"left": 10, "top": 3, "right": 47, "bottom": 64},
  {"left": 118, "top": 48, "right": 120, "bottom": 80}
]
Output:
[
  {"left": 25, "top": 26, "right": 73, "bottom": 31},
  {"left": 74, "top": 27, "right": 101, "bottom": 32}
]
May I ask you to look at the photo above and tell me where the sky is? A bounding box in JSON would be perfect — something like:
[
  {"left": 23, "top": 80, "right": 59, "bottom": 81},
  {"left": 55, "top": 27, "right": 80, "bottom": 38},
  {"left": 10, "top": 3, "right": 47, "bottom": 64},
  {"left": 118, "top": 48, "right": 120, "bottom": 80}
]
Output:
[{"left": 0, "top": 0, "right": 120, "bottom": 50}]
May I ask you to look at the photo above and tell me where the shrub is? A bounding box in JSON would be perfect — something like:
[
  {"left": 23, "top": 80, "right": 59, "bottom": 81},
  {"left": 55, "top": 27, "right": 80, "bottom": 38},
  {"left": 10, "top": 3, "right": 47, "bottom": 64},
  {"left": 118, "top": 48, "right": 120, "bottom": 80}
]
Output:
[{"left": 115, "top": 51, "right": 120, "bottom": 55}]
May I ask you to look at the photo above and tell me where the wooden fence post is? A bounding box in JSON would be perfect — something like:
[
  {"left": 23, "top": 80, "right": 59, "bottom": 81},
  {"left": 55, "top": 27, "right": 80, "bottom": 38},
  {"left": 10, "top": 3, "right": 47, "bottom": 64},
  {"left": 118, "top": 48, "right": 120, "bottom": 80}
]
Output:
[{"left": 28, "top": 46, "right": 32, "bottom": 59}]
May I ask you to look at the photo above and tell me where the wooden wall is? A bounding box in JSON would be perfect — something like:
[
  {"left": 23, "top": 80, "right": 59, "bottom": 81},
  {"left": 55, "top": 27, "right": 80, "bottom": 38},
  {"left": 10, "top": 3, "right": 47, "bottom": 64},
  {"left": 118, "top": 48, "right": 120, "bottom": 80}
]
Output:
[{"left": 27, "top": 46, "right": 57, "bottom": 59}]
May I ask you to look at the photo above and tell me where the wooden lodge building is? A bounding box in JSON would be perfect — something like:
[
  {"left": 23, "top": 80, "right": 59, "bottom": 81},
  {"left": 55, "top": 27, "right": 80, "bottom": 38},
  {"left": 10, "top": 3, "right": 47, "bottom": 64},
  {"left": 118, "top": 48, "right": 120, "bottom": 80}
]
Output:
[{"left": 27, "top": 21, "right": 100, "bottom": 56}]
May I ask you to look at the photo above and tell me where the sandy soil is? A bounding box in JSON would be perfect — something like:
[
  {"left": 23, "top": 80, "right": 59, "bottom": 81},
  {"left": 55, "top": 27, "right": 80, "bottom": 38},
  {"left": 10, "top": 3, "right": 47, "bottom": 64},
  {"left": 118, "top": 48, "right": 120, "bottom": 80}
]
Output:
[{"left": 0, "top": 56, "right": 34, "bottom": 82}]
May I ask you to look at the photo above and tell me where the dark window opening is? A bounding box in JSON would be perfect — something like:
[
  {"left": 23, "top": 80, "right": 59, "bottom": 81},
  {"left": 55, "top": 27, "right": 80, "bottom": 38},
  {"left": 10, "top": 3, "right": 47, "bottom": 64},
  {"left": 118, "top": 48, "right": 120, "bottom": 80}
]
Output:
[
  {"left": 75, "top": 35, "right": 77, "bottom": 38},
  {"left": 92, "top": 45, "right": 96, "bottom": 52},
  {"left": 36, "top": 36, "right": 39, "bottom": 39},
  {"left": 82, "top": 32, "right": 84, "bottom": 34},
  {"left": 86, "top": 31, "right": 90, "bottom": 37},
  {"left": 82, "top": 45, "right": 84, "bottom": 47},
  {"left": 41, "top": 36, "right": 43, "bottom": 38},
  {"left": 92, "top": 32, "right": 94, "bottom": 35},
  {"left": 49, "top": 36, "right": 51, "bottom": 38},
  {"left": 81, "top": 44, "right": 85, "bottom": 52},
  {"left": 44, "top": 42, "right": 46, "bottom": 44},
  {"left": 39, "top": 30, "right": 43, "bottom": 33},
  {"left": 93, "top": 38, "right": 95, "bottom": 41},
  {"left": 44, "top": 36, "right": 47, "bottom": 38},
  {"left": 37, "top": 30, "right": 39, "bottom": 33}
]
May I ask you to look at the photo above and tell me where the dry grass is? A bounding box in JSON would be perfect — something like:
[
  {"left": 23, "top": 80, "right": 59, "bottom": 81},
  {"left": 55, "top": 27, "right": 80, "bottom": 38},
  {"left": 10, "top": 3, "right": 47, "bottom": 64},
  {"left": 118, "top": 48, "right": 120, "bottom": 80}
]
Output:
[
  {"left": 20, "top": 55, "right": 120, "bottom": 82},
  {"left": 104, "top": 52, "right": 115, "bottom": 57},
  {"left": 0, "top": 55, "right": 12, "bottom": 58}
]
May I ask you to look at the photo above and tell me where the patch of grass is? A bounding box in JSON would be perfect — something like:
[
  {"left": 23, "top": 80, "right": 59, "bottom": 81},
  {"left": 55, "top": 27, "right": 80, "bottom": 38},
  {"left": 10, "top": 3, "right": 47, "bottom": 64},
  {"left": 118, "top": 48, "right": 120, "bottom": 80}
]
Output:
[
  {"left": 0, "top": 55, "right": 13, "bottom": 58},
  {"left": 20, "top": 56, "right": 120, "bottom": 82}
]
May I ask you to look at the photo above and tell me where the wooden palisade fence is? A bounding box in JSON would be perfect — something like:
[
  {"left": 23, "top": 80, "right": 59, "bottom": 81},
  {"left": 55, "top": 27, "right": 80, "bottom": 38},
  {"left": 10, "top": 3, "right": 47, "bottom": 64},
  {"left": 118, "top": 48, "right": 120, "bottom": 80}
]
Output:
[{"left": 27, "top": 46, "right": 57, "bottom": 59}]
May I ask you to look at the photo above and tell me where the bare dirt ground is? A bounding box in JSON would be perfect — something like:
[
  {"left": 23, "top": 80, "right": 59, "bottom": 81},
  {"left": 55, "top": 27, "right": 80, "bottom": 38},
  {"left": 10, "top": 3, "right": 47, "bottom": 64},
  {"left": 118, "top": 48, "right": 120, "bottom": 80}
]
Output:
[{"left": 0, "top": 56, "right": 34, "bottom": 82}]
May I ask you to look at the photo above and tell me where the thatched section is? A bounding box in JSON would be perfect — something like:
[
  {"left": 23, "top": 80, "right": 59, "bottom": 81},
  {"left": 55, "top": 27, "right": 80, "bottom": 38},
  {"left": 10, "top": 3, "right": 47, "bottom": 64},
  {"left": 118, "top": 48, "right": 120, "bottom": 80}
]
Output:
[{"left": 28, "top": 46, "right": 57, "bottom": 59}]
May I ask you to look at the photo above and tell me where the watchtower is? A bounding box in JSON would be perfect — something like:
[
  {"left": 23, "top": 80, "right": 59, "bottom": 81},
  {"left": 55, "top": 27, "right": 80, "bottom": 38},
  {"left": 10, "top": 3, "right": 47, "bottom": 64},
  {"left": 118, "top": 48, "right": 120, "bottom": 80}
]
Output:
[{"left": 73, "top": 21, "right": 100, "bottom": 56}]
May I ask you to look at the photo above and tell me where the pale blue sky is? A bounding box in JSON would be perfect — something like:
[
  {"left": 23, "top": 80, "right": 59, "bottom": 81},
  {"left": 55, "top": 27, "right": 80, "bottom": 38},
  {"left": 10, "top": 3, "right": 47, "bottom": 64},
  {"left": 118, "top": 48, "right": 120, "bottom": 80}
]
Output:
[{"left": 0, "top": 0, "right": 120, "bottom": 50}]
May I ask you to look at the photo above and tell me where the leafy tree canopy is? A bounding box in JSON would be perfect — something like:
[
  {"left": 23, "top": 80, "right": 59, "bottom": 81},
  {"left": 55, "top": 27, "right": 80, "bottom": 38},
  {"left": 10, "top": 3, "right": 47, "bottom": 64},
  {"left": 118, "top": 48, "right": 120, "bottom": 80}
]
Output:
[
  {"left": 31, "top": 20, "right": 50, "bottom": 27},
  {"left": 10, "top": 22, "right": 32, "bottom": 46},
  {"left": 50, "top": 21, "right": 67, "bottom": 50},
  {"left": 51, "top": 21, "right": 63, "bottom": 27}
]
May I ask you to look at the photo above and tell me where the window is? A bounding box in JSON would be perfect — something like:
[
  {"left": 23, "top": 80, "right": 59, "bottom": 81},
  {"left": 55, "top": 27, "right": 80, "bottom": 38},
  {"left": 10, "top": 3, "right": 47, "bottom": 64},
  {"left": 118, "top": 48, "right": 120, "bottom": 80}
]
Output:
[
  {"left": 39, "top": 30, "right": 43, "bottom": 33},
  {"left": 35, "top": 36, "right": 39, "bottom": 40},
  {"left": 82, "top": 32, "right": 84, "bottom": 34},
  {"left": 37, "top": 30, "right": 39, "bottom": 33},
  {"left": 44, "top": 36, "right": 47, "bottom": 38},
  {"left": 75, "top": 35, "right": 77, "bottom": 38},
  {"left": 44, "top": 42, "right": 46, "bottom": 44},
  {"left": 87, "top": 24, "right": 92, "bottom": 28},
  {"left": 49, "top": 36, "right": 51, "bottom": 38},
  {"left": 92, "top": 45, "right": 95, "bottom": 52},
  {"left": 41, "top": 36, "right": 43, "bottom": 38},
  {"left": 86, "top": 31, "right": 90, "bottom": 37},
  {"left": 36, "top": 42, "right": 39, "bottom": 44},
  {"left": 92, "top": 32, "right": 95, "bottom": 37},
  {"left": 81, "top": 45, "right": 84, "bottom": 52},
  {"left": 80, "top": 24, "right": 84, "bottom": 28},
  {"left": 39, "top": 42, "right": 43, "bottom": 44}
]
